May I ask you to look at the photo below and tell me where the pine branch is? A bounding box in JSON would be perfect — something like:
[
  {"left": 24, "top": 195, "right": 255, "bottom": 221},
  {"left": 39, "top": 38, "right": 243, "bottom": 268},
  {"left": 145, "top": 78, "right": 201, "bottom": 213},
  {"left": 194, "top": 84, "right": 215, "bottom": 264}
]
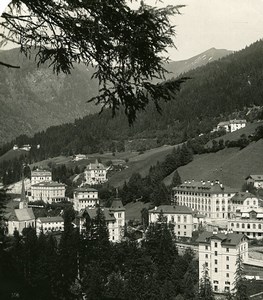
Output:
[{"left": 0, "top": 60, "right": 20, "bottom": 69}]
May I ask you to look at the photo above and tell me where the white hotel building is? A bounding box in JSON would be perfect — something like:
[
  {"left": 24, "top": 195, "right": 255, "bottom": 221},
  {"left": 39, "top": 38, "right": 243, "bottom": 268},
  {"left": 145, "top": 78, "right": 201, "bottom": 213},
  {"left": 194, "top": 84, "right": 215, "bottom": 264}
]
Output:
[
  {"left": 30, "top": 181, "right": 66, "bottom": 204},
  {"left": 31, "top": 169, "right": 52, "bottom": 185},
  {"left": 197, "top": 231, "right": 248, "bottom": 294},
  {"left": 148, "top": 205, "right": 194, "bottom": 239},
  {"left": 73, "top": 187, "right": 99, "bottom": 212},
  {"left": 173, "top": 181, "right": 237, "bottom": 220}
]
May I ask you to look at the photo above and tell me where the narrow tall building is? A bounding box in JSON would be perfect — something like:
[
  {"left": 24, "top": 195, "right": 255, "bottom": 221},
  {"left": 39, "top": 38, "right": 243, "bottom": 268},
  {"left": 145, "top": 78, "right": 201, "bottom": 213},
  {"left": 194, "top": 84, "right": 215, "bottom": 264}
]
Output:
[
  {"left": 84, "top": 159, "right": 107, "bottom": 185},
  {"left": 197, "top": 231, "right": 248, "bottom": 294}
]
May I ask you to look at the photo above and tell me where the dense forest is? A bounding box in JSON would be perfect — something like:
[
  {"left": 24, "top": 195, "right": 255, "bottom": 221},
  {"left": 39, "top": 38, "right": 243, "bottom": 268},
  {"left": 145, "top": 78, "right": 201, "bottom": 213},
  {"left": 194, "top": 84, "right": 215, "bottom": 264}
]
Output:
[{"left": 1, "top": 40, "right": 263, "bottom": 162}]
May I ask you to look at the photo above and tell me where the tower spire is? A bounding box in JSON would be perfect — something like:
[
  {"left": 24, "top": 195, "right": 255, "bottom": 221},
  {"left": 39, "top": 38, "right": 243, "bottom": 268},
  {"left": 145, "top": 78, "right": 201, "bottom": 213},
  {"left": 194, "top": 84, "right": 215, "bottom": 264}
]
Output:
[{"left": 19, "top": 164, "right": 28, "bottom": 209}]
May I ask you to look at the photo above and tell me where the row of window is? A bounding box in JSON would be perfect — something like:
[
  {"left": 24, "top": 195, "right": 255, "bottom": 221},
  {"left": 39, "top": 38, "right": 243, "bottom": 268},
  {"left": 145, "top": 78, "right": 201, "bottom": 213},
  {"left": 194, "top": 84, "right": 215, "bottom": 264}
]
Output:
[{"left": 230, "top": 222, "right": 262, "bottom": 229}]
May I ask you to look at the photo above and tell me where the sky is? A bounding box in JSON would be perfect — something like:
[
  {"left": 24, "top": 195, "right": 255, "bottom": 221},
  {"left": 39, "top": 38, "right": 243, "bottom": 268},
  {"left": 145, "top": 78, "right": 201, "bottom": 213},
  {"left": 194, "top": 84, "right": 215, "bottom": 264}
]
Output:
[{"left": 1, "top": 0, "right": 263, "bottom": 61}]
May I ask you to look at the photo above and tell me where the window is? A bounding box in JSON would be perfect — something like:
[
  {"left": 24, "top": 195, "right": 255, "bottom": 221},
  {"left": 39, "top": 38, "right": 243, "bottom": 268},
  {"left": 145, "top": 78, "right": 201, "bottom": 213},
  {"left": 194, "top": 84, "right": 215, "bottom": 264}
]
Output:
[
  {"left": 205, "top": 262, "right": 208, "bottom": 267},
  {"left": 226, "top": 256, "right": 229, "bottom": 261},
  {"left": 205, "top": 245, "right": 209, "bottom": 250},
  {"left": 205, "top": 254, "right": 208, "bottom": 259},
  {"left": 215, "top": 259, "right": 218, "bottom": 264},
  {"left": 215, "top": 242, "right": 218, "bottom": 247},
  {"left": 226, "top": 248, "right": 229, "bottom": 252},
  {"left": 178, "top": 225, "right": 181, "bottom": 229},
  {"left": 226, "top": 265, "right": 229, "bottom": 269},
  {"left": 214, "top": 285, "right": 218, "bottom": 291},
  {"left": 215, "top": 268, "right": 218, "bottom": 273},
  {"left": 226, "top": 273, "right": 229, "bottom": 278},
  {"left": 215, "top": 251, "right": 218, "bottom": 256},
  {"left": 184, "top": 225, "right": 187, "bottom": 229}
]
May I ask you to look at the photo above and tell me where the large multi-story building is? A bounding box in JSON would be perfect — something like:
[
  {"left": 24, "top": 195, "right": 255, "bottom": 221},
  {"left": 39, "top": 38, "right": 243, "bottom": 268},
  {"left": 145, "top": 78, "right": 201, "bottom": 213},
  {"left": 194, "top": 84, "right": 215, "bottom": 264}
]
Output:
[
  {"left": 148, "top": 205, "right": 194, "bottom": 239},
  {"left": 217, "top": 119, "right": 246, "bottom": 132},
  {"left": 31, "top": 169, "right": 52, "bottom": 185},
  {"left": 73, "top": 187, "right": 99, "bottom": 212},
  {"left": 30, "top": 181, "right": 66, "bottom": 204},
  {"left": 84, "top": 160, "right": 107, "bottom": 185},
  {"left": 228, "top": 209, "right": 263, "bottom": 240},
  {"left": 197, "top": 231, "right": 248, "bottom": 294},
  {"left": 77, "top": 197, "right": 125, "bottom": 242},
  {"left": 173, "top": 181, "right": 237, "bottom": 220}
]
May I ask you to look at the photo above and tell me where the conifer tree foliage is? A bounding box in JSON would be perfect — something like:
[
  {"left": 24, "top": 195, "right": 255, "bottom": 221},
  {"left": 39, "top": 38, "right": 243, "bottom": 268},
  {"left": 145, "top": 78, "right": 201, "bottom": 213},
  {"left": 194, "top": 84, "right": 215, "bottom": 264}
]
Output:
[
  {"left": 233, "top": 254, "right": 249, "bottom": 300},
  {"left": 198, "top": 264, "right": 215, "bottom": 300},
  {"left": 0, "top": 0, "right": 186, "bottom": 124}
]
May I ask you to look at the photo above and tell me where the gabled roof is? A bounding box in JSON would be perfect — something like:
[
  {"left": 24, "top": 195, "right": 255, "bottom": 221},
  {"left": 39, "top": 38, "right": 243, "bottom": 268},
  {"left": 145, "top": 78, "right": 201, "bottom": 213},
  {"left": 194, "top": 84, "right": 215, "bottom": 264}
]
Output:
[
  {"left": 246, "top": 175, "right": 263, "bottom": 181},
  {"left": 79, "top": 208, "right": 116, "bottom": 222},
  {"left": 15, "top": 208, "right": 35, "bottom": 221},
  {"left": 86, "top": 160, "right": 106, "bottom": 171},
  {"left": 197, "top": 231, "right": 247, "bottom": 246},
  {"left": 37, "top": 216, "right": 64, "bottom": 223},
  {"left": 149, "top": 205, "right": 193, "bottom": 214},
  {"left": 231, "top": 191, "right": 257, "bottom": 202}
]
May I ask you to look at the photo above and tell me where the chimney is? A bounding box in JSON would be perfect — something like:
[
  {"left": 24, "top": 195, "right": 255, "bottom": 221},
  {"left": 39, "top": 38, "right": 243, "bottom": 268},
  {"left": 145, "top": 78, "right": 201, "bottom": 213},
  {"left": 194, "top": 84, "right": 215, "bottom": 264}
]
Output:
[
  {"left": 220, "top": 183, "right": 223, "bottom": 188},
  {"left": 211, "top": 181, "right": 214, "bottom": 186},
  {"left": 155, "top": 206, "right": 157, "bottom": 211}
]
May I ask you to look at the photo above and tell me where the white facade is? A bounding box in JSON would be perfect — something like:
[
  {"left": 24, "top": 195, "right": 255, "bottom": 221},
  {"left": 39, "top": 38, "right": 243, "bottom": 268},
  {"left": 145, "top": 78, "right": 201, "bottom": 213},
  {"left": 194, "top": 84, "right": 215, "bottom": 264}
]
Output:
[
  {"left": 31, "top": 169, "right": 52, "bottom": 185},
  {"left": 84, "top": 160, "right": 107, "bottom": 185},
  {"left": 173, "top": 181, "right": 237, "bottom": 220},
  {"left": 229, "top": 192, "right": 259, "bottom": 217},
  {"left": 228, "top": 209, "right": 263, "bottom": 239},
  {"left": 246, "top": 175, "right": 263, "bottom": 189},
  {"left": 198, "top": 232, "right": 248, "bottom": 294},
  {"left": 77, "top": 199, "right": 125, "bottom": 242},
  {"left": 217, "top": 119, "right": 246, "bottom": 132},
  {"left": 148, "top": 205, "right": 194, "bottom": 238},
  {"left": 73, "top": 187, "right": 99, "bottom": 212},
  {"left": 30, "top": 181, "right": 66, "bottom": 204},
  {"left": 36, "top": 216, "right": 64, "bottom": 235}
]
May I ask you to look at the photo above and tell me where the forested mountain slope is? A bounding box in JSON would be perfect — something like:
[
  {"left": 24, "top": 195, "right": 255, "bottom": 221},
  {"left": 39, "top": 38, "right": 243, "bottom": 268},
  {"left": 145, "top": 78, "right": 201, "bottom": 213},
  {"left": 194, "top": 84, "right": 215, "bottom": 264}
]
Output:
[
  {"left": 0, "top": 47, "right": 231, "bottom": 144},
  {"left": 0, "top": 48, "right": 99, "bottom": 143},
  {"left": 1, "top": 40, "right": 263, "bottom": 160}
]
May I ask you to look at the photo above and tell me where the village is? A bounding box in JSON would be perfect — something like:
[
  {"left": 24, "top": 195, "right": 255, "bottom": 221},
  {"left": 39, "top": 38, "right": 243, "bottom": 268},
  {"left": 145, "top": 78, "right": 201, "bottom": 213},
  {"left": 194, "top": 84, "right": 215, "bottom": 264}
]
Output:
[{"left": 3, "top": 144, "right": 263, "bottom": 298}]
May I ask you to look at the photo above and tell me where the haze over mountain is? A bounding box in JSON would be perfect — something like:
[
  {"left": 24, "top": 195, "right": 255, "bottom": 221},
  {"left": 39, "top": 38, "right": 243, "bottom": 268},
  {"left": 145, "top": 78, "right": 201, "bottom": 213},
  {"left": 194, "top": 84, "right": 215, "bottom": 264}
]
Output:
[{"left": 0, "top": 47, "right": 231, "bottom": 144}]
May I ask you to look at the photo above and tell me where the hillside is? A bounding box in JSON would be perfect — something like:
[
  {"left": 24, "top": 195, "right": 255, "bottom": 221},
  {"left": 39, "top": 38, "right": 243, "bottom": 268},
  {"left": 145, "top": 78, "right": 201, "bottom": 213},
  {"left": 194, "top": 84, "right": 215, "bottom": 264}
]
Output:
[
  {"left": 0, "top": 47, "right": 231, "bottom": 145},
  {"left": 163, "top": 139, "right": 263, "bottom": 189},
  {"left": 1, "top": 40, "right": 263, "bottom": 161},
  {"left": 164, "top": 48, "right": 232, "bottom": 79},
  {"left": 0, "top": 48, "right": 99, "bottom": 144}
]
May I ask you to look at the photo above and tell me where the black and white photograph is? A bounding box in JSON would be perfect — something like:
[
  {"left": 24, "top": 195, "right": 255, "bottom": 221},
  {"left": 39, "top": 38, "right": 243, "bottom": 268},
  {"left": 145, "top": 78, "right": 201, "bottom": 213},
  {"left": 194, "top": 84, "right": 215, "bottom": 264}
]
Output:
[{"left": 0, "top": 0, "right": 263, "bottom": 299}]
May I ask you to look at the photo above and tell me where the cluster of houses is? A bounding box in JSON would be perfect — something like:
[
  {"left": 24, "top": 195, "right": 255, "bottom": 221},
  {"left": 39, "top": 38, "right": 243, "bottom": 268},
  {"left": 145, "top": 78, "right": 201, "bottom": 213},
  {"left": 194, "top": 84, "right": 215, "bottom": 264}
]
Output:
[
  {"left": 5, "top": 161, "right": 123, "bottom": 242},
  {"left": 4, "top": 163, "right": 263, "bottom": 295}
]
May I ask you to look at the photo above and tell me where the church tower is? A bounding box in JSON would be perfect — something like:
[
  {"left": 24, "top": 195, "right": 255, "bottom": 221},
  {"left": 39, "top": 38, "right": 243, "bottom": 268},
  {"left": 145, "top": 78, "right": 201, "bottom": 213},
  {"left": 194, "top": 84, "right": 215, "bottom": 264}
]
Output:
[{"left": 19, "top": 169, "right": 28, "bottom": 209}]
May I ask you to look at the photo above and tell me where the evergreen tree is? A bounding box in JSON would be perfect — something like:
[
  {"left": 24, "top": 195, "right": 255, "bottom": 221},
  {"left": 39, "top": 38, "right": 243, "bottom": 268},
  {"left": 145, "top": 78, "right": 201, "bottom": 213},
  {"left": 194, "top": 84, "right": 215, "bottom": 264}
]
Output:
[
  {"left": 171, "top": 170, "right": 182, "bottom": 188},
  {"left": 233, "top": 254, "right": 249, "bottom": 300},
  {"left": 198, "top": 264, "right": 215, "bottom": 300}
]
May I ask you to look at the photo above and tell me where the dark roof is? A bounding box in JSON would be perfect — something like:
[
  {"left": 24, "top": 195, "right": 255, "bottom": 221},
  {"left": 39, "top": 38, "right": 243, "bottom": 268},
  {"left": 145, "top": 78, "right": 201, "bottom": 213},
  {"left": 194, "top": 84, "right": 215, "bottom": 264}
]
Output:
[
  {"left": 110, "top": 198, "right": 125, "bottom": 211},
  {"left": 173, "top": 181, "right": 237, "bottom": 194},
  {"left": 37, "top": 216, "right": 64, "bottom": 223},
  {"left": 196, "top": 231, "right": 247, "bottom": 246},
  {"left": 149, "top": 205, "right": 193, "bottom": 214},
  {"left": 74, "top": 187, "right": 98, "bottom": 193},
  {"left": 246, "top": 175, "right": 263, "bottom": 181},
  {"left": 231, "top": 192, "right": 257, "bottom": 202},
  {"left": 79, "top": 208, "right": 116, "bottom": 222},
  {"left": 32, "top": 181, "right": 65, "bottom": 187}
]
